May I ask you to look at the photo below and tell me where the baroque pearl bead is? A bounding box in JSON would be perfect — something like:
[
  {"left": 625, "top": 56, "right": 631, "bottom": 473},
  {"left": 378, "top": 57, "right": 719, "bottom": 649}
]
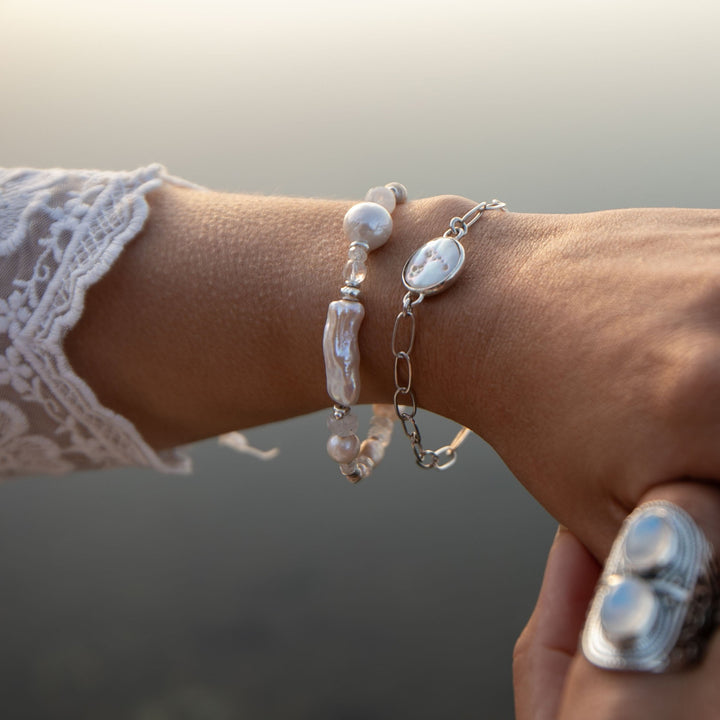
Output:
[
  {"left": 343, "top": 202, "right": 393, "bottom": 251},
  {"left": 327, "top": 433, "right": 360, "bottom": 463},
  {"left": 624, "top": 512, "right": 677, "bottom": 573},
  {"left": 600, "top": 577, "right": 658, "bottom": 643}
]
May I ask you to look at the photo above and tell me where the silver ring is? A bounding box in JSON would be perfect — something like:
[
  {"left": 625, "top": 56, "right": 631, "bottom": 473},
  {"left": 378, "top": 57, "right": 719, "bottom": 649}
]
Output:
[{"left": 582, "top": 500, "right": 719, "bottom": 672}]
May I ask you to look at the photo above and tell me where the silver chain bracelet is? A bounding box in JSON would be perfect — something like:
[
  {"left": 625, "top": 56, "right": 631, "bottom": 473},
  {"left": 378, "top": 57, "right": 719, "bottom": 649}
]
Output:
[{"left": 391, "top": 199, "right": 508, "bottom": 470}]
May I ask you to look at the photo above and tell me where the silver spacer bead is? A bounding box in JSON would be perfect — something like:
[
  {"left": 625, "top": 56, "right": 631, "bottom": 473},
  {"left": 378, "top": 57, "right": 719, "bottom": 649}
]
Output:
[
  {"left": 333, "top": 404, "right": 351, "bottom": 419},
  {"left": 386, "top": 182, "right": 408, "bottom": 204},
  {"left": 349, "top": 241, "right": 370, "bottom": 251},
  {"left": 340, "top": 285, "right": 361, "bottom": 300}
]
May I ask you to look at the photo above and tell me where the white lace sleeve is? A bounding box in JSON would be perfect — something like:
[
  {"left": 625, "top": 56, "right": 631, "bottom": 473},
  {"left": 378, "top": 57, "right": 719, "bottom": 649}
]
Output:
[{"left": 0, "top": 165, "right": 195, "bottom": 477}]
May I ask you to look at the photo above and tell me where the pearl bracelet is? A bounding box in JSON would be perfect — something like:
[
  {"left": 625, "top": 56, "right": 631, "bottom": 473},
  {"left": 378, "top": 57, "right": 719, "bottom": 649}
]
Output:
[{"left": 322, "top": 183, "right": 407, "bottom": 483}]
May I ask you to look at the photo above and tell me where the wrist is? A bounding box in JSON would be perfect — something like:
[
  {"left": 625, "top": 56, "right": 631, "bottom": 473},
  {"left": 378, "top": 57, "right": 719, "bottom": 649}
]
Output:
[{"left": 359, "top": 194, "right": 533, "bottom": 440}]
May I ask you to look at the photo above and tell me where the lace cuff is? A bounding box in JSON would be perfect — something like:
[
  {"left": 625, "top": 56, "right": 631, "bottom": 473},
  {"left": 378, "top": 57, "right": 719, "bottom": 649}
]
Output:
[{"left": 0, "top": 164, "right": 196, "bottom": 476}]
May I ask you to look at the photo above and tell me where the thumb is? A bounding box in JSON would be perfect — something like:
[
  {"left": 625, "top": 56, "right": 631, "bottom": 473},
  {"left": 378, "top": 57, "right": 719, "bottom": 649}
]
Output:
[{"left": 513, "top": 526, "right": 601, "bottom": 720}]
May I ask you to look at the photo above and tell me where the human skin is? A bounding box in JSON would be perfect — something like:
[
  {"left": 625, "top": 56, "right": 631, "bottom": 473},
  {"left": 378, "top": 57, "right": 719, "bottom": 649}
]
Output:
[
  {"left": 514, "top": 481, "right": 720, "bottom": 720},
  {"left": 64, "top": 186, "right": 720, "bottom": 562}
]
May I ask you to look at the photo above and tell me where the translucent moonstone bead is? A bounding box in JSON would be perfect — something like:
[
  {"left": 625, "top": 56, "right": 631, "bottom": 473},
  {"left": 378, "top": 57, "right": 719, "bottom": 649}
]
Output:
[
  {"left": 327, "top": 433, "right": 361, "bottom": 463},
  {"left": 343, "top": 202, "right": 393, "bottom": 251},
  {"left": 348, "top": 245, "right": 368, "bottom": 262},
  {"left": 343, "top": 259, "right": 368, "bottom": 285},
  {"left": 624, "top": 512, "right": 678, "bottom": 573},
  {"left": 327, "top": 412, "right": 359, "bottom": 437},
  {"left": 364, "top": 186, "right": 396, "bottom": 213},
  {"left": 600, "top": 577, "right": 659, "bottom": 643}
]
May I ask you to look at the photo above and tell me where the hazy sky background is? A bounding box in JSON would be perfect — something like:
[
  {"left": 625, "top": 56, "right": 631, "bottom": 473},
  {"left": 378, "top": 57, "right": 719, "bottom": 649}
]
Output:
[{"left": 1, "top": 1, "right": 719, "bottom": 718}]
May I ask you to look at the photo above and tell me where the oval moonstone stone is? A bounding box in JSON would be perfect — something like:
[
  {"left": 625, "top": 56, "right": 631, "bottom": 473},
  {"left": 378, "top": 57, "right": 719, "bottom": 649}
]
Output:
[
  {"left": 402, "top": 237, "right": 465, "bottom": 295},
  {"left": 624, "top": 512, "right": 678, "bottom": 573},
  {"left": 600, "top": 577, "right": 659, "bottom": 643}
]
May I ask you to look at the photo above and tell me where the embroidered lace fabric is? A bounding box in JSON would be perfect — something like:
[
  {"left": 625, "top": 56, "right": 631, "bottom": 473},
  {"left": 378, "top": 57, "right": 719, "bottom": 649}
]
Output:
[{"left": 0, "top": 165, "right": 195, "bottom": 477}]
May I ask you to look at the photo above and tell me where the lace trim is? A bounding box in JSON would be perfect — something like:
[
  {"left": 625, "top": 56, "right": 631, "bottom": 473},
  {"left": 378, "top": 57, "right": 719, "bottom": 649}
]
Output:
[{"left": 0, "top": 165, "right": 196, "bottom": 476}]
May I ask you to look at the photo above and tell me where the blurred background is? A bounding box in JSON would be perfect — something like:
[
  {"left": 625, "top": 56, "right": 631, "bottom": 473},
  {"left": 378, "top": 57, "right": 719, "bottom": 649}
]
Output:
[{"left": 1, "top": 0, "right": 719, "bottom": 717}]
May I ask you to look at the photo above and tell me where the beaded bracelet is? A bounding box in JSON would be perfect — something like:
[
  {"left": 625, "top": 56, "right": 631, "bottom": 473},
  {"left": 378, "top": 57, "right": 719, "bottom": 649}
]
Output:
[{"left": 322, "top": 183, "right": 407, "bottom": 483}]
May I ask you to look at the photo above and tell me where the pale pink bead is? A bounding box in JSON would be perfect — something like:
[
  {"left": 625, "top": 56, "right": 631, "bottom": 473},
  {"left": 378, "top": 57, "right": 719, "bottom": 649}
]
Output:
[
  {"left": 372, "top": 404, "right": 397, "bottom": 419},
  {"left": 364, "top": 186, "right": 396, "bottom": 213},
  {"left": 327, "top": 412, "right": 359, "bottom": 437},
  {"left": 360, "top": 438, "right": 385, "bottom": 465}
]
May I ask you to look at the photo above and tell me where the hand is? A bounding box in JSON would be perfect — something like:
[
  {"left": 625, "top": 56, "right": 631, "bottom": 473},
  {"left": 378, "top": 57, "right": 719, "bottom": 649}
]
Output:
[
  {"left": 513, "top": 482, "right": 720, "bottom": 720},
  {"left": 416, "top": 206, "right": 720, "bottom": 561}
]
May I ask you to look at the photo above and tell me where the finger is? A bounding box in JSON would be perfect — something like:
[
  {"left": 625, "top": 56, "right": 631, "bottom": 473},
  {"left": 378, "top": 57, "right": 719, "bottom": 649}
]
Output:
[
  {"left": 559, "top": 481, "right": 720, "bottom": 720},
  {"left": 513, "top": 526, "right": 601, "bottom": 720}
]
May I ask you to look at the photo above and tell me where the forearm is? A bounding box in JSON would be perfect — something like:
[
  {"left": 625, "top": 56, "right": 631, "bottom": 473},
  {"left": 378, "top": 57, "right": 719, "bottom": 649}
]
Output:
[{"left": 63, "top": 184, "right": 517, "bottom": 450}]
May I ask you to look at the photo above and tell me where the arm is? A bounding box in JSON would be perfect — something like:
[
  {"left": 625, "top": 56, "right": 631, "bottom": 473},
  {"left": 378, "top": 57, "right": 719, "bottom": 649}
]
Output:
[
  {"left": 64, "top": 184, "right": 720, "bottom": 562},
  {"left": 62, "top": 185, "right": 495, "bottom": 449}
]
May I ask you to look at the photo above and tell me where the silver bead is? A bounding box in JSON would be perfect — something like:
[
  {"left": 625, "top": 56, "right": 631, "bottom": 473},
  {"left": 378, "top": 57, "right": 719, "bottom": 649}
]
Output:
[
  {"left": 385, "top": 182, "right": 408, "bottom": 204},
  {"left": 343, "top": 202, "right": 393, "bottom": 251},
  {"left": 354, "top": 461, "right": 371, "bottom": 480},
  {"left": 340, "top": 285, "right": 361, "bottom": 300},
  {"left": 328, "top": 433, "right": 361, "bottom": 463}
]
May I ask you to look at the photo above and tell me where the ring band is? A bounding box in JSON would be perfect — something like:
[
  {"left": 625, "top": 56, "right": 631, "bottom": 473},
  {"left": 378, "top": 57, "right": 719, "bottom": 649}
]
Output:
[{"left": 582, "top": 500, "right": 719, "bottom": 672}]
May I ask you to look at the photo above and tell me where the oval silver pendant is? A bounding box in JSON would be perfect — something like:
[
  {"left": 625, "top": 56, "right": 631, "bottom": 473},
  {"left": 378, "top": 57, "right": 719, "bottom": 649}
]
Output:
[{"left": 402, "top": 237, "right": 465, "bottom": 295}]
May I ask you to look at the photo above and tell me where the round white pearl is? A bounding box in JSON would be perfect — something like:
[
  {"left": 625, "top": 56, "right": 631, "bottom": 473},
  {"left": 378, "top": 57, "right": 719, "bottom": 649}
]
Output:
[
  {"left": 600, "top": 577, "right": 658, "bottom": 643},
  {"left": 327, "top": 433, "right": 360, "bottom": 463},
  {"left": 364, "top": 186, "right": 396, "bottom": 213},
  {"left": 625, "top": 512, "right": 677, "bottom": 573},
  {"left": 343, "top": 202, "right": 393, "bottom": 251}
]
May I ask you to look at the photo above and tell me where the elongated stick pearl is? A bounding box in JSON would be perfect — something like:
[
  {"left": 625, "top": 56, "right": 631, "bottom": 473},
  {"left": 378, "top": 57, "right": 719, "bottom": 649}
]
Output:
[
  {"left": 323, "top": 300, "right": 365, "bottom": 407},
  {"left": 324, "top": 184, "right": 406, "bottom": 481}
]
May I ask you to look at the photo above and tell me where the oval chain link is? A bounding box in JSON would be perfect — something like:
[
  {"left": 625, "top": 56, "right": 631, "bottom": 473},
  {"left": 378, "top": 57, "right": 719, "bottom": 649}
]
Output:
[
  {"left": 392, "top": 304, "right": 461, "bottom": 470},
  {"left": 392, "top": 201, "right": 506, "bottom": 470}
]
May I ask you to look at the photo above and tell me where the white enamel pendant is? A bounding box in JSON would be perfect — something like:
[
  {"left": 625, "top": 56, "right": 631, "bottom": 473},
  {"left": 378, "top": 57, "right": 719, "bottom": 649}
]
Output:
[{"left": 402, "top": 236, "right": 465, "bottom": 295}]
